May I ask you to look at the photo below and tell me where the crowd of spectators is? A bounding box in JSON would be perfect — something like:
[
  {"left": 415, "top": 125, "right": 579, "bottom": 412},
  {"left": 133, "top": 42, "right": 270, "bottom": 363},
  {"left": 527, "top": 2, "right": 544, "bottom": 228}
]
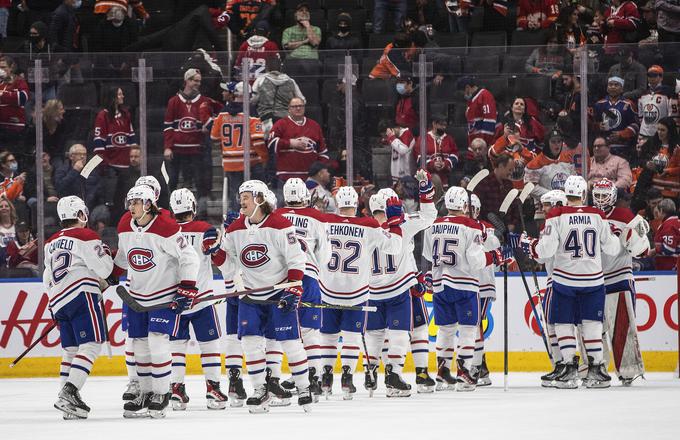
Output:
[{"left": 0, "top": 0, "right": 677, "bottom": 276}]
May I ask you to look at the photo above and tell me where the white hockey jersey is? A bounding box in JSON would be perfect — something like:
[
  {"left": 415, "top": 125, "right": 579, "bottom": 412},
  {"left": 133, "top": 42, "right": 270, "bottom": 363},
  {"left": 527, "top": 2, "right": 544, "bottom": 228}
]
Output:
[
  {"left": 369, "top": 201, "right": 437, "bottom": 300},
  {"left": 479, "top": 220, "right": 501, "bottom": 299},
  {"left": 217, "top": 213, "right": 306, "bottom": 300},
  {"left": 535, "top": 205, "right": 620, "bottom": 288},
  {"left": 318, "top": 216, "right": 403, "bottom": 306},
  {"left": 601, "top": 207, "right": 639, "bottom": 287},
  {"left": 275, "top": 206, "right": 330, "bottom": 280},
  {"left": 113, "top": 214, "right": 200, "bottom": 307},
  {"left": 177, "top": 220, "right": 218, "bottom": 313},
  {"left": 43, "top": 228, "right": 114, "bottom": 313},
  {"left": 638, "top": 92, "right": 670, "bottom": 137},
  {"left": 423, "top": 216, "right": 491, "bottom": 294}
]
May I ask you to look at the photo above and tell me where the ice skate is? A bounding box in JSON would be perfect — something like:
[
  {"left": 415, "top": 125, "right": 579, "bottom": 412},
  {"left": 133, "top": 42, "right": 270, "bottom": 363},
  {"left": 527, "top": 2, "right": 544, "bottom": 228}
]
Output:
[
  {"left": 364, "top": 363, "right": 378, "bottom": 397},
  {"left": 266, "top": 369, "right": 292, "bottom": 407},
  {"left": 228, "top": 368, "right": 247, "bottom": 408},
  {"left": 583, "top": 361, "right": 611, "bottom": 389},
  {"left": 308, "top": 368, "right": 321, "bottom": 403},
  {"left": 205, "top": 380, "right": 228, "bottom": 410},
  {"left": 455, "top": 359, "right": 478, "bottom": 392},
  {"left": 554, "top": 360, "right": 579, "bottom": 389},
  {"left": 415, "top": 367, "right": 435, "bottom": 393},
  {"left": 340, "top": 366, "right": 356, "bottom": 400},
  {"left": 541, "top": 362, "right": 566, "bottom": 388},
  {"left": 62, "top": 412, "right": 84, "bottom": 420},
  {"left": 54, "top": 382, "right": 90, "bottom": 419},
  {"left": 246, "top": 385, "right": 270, "bottom": 414},
  {"left": 385, "top": 365, "right": 411, "bottom": 397},
  {"left": 321, "top": 365, "right": 334, "bottom": 399},
  {"left": 435, "top": 357, "right": 458, "bottom": 391},
  {"left": 281, "top": 378, "right": 297, "bottom": 393},
  {"left": 477, "top": 355, "right": 492, "bottom": 386},
  {"left": 123, "top": 391, "right": 152, "bottom": 418},
  {"left": 148, "top": 392, "right": 170, "bottom": 419},
  {"left": 297, "top": 386, "right": 313, "bottom": 413},
  {"left": 170, "top": 382, "right": 189, "bottom": 411},
  {"left": 122, "top": 379, "right": 140, "bottom": 402}
]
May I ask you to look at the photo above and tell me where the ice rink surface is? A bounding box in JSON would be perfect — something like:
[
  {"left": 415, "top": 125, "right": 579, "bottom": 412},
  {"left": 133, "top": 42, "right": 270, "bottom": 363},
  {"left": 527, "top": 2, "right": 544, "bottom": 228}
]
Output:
[{"left": 2, "top": 373, "right": 679, "bottom": 440}]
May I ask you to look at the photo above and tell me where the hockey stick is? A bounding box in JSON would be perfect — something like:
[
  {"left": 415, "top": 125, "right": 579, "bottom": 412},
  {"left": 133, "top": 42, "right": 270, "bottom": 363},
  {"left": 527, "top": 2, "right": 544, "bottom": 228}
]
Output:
[
  {"left": 99, "top": 295, "right": 113, "bottom": 359},
  {"left": 516, "top": 183, "right": 542, "bottom": 294},
  {"left": 466, "top": 169, "right": 490, "bottom": 219},
  {"left": 242, "top": 297, "right": 378, "bottom": 312},
  {"left": 116, "top": 281, "right": 304, "bottom": 313},
  {"left": 498, "top": 189, "right": 518, "bottom": 392},
  {"left": 80, "top": 155, "right": 103, "bottom": 180},
  {"left": 9, "top": 322, "right": 57, "bottom": 367}
]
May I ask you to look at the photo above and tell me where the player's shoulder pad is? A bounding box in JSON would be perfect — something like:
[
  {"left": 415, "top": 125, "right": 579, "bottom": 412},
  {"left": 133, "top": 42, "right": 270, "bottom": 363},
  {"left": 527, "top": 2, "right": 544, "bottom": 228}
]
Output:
[
  {"left": 47, "top": 227, "right": 101, "bottom": 244},
  {"left": 147, "top": 214, "right": 181, "bottom": 237},
  {"left": 480, "top": 219, "right": 494, "bottom": 229},
  {"left": 117, "top": 211, "right": 132, "bottom": 232},
  {"left": 325, "top": 214, "right": 380, "bottom": 228},
  {"left": 608, "top": 206, "right": 635, "bottom": 223},
  {"left": 555, "top": 205, "right": 604, "bottom": 218},
  {"left": 262, "top": 212, "right": 294, "bottom": 230},
  {"left": 180, "top": 220, "right": 215, "bottom": 233},
  {"left": 433, "top": 216, "right": 481, "bottom": 230}
]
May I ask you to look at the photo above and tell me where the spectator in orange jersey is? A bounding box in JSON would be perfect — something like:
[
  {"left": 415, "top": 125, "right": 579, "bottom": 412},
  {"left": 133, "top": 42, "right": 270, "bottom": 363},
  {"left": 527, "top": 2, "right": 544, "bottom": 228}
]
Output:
[{"left": 489, "top": 122, "right": 536, "bottom": 189}]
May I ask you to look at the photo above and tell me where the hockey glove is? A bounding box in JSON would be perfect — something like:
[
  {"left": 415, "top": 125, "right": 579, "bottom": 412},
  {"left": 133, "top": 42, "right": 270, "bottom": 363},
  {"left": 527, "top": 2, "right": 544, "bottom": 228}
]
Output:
[
  {"left": 415, "top": 169, "right": 434, "bottom": 202},
  {"left": 223, "top": 211, "right": 240, "bottom": 229},
  {"left": 488, "top": 249, "right": 514, "bottom": 267},
  {"left": 106, "top": 274, "right": 119, "bottom": 287},
  {"left": 519, "top": 233, "right": 538, "bottom": 259},
  {"left": 278, "top": 284, "right": 303, "bottom": 313},
  {"left": 410, "top": 272, "right": 430, "bottom": 298},
  {"left": 385, "top": 197, "right": 405, "bottom": 226},
  {"left": 202, "top": 228, "right": 221, "bottom": 255},
  {"left": 101, "top": 243, "right": 112, "bottom": 257},
  {"left": 173, "top": 282, "right": 199, "bottom": 314}
]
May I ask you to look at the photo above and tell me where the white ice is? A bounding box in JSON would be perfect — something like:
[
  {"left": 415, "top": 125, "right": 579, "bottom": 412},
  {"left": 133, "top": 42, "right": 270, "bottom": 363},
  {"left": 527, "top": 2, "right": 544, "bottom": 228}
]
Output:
[{"left": 2, "top": 373, "right": 679, "bottom": 440}]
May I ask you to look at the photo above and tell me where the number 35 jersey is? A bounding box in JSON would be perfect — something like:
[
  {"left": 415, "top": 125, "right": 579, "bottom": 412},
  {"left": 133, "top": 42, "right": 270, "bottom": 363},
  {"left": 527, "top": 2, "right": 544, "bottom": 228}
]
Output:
[
  {"left": 535, "top": 205, "right": 620, "bottom": 288},
  {"left": 43, "top": 228, "right": 114, "bottom": 313}
]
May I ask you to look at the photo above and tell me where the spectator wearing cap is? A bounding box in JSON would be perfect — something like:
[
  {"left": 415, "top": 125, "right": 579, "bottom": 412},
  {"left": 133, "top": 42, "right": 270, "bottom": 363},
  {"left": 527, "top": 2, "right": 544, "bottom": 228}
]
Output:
[
  {"left": 474, "top": 153, "right": 520, "bottom": 230},
  {"left": 268, "top": 97, "right": 328, "bottom": 185},
  {"left": 516, "top": 0, "right": 559, "bottom": 31},
  {"left": 394, "top": 76, "right": 419, "bottom": 132},
  {"left": 306, "top": 161, "right": 335, "bottom": 213},
  {"left": 489, "top": 123, "right": 536, "bottom": 189},
  {"left": 414, "top": 115, "right": 459, "bottom": 189},
  {"left": 458, "top": 76, "right": 498, "bottom": 147},
  {"left": 369, "top": 33, "right": 414, "bottom": 80},
  {"left": 638, "top": 65, "right": 673, "bottom": 138},
  {"left": 591, "top": 76, "right": 639, "bottom": 157},
  {"left": 235, "top": 20, "right": 280, "bottom": 84},
  {"left": 587, "top": 136, "right": 633, "bottom": 190},
  {"left": 326, "top": 12, "right": 362, "bottom": 51},
  {"left": 524, "top": 130, "right": 575, "bottom": 221},
  {"left": 656, "top": 0, "right": 680, "bottom": 70},
  {"left": 6, "top": 221, "right": 38, "bottom": 274},
  {"left": 379, "top": 118, "right": 415, "bottom": 184},
  {"left": 163, "top": 68, "right": 215, "bottom": 201},
  {"left": 498, "top": 97, "right": 545, "bottom": 152},
  {"left": 373, "top": 0, "right": 407, "bottom": 34},
  {"left": 252, "top": 57, "right": 306, "bottom": 131},
  {"left": 651, "top": 198, "right": 680, "bottom": 269},
  {"left": 607, "top": 48, "right": 647, "bottom": 100},
  {"left": 282, "top": 3, "right": 321, "bottom": 60},
  {"left": 602, "top": 0, "right": 640, "bottom": 56}
]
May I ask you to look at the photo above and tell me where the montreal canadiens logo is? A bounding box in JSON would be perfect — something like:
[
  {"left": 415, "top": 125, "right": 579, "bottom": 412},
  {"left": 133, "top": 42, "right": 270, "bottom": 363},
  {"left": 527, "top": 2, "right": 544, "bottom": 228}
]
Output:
[
  {"left": 178, "top": 117, "right": 197, "bottom": 132},
  {"left": 112, "top": 132, "right": 128, "bottom": 146},
  {"left": 241, "top": 244, "right": 269, "bottom": 268},
  {"left": 128, "top": 248, "right": 156, "bottom": 271}
]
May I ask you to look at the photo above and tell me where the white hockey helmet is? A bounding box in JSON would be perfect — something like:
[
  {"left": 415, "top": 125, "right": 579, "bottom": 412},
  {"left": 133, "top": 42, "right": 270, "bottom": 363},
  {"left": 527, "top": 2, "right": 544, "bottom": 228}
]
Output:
[
  {"left": 444, "top": 186, "right": 468, "bottom": 212},
  {"left": 377, "top": 187, "right": 399, "bottom": 201},
  {"left": 563, "top": 175, "right": 588, "bottom": 202},
  {"left": 470, "top": 193, "right": 481, "bottom": 219},
  {"left": 591, "top": 178, "right": 617, "bottom": 210},
  {"left": 369, "top": 193, "right": 387, "bottom": 214},
  {"left": 264, "top": 189, "right": 278, "bottom": 209},
  {"left": 135, "top": 175, "right": 161, "bottom": 202},
  {"left": 169, "top": 188, "right": 196, "bottom": 216},
  {"left": 126, "top": 185, "right": 155, "bottom": 210},
  {"left": 239, "top": 179, "right": 268, "bottom": 198},
  {"left": 335, "top": 186, "right": 358, "bottom": 209},
  {"left": 57, "top": 195, "right": 89, "bottom": 223},
  {"left": 540, "top": 189, "right": 568, "bottom": 207},
  {"left": 283, "top": 177, "right": 310, "bottom": 205}
]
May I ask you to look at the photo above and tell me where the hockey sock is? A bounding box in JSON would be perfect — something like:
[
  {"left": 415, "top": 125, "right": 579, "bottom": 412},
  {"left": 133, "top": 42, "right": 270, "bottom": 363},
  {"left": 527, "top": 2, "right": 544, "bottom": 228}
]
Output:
[
  {"left": 381, "top": 337, "right": 389, "bottom": 366},
  {"left": 124, "top": 335, "right": 137, "bottom": 381},
  {"left": 554, "top": 324, "right": 577, "bottom": 363},
  {"left": 280, "top": 339, "right": 310, "bottom": 388},
  {"left": 340, "top": 331, "right": 362, "bottom": 373},
  {"left": 241, "top": 335, "right": 266, "bottom": 388},
  {"left": 436, "top": 325, "right": 456, "bottom": 369},
  {"left": 148, "top": 332, "right": 172, "bottom": 395},
  {"left": 457, "top": 325, "right": 476, "bottom": 371},
  {"left": 581, "top": 320, "right": 604, "bottom": 364},
  {"left": 364, "top": 329, "right": 385, "bottom": 368},
  {"left": 170, "top": 339, "right": 188, "bottom": 384},
  {"left": 265, "top": 338, "right": 283, "bottom": 378},
  {"left": 546, "top": 324, "right": 563, "bottom": 362},
  {"left": 410, "top": 324, "right": 429, "bottom": 369},
  {"left": 60, "top": 346, "right": 77, "bottom": 387},
  {"left": 472, "top": 325, "right": 485, "bottom": 367},
  {"left": 319, "top": 332, "right": 339, "bottom": 369},
  {"left": 67, "top": 342, "right": 101, "bottom": 389},
  {"left": 198, "top": 340, "right": 222, "bottom": 382},
  {"left": 386, "top": 329, "right": 409, "bottom": 375},
  {"left": 224, "top": 333, "right": 243, "bottom": 372},
  {"left": 300, "top": 327, "right": 322, "bottom": 374},
  {"left": 133, "top": 337, "right": 152, "bottom": 392}
]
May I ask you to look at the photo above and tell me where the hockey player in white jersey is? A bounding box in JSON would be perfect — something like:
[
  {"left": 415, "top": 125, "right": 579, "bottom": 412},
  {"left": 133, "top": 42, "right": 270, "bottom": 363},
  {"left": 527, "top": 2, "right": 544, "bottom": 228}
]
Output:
[
  {"left": 591, "top": 178, "right": 649, "bottom": 385},
  {"left": 275, "top": 178, "right": 331, "bottom": 402},
  {"left": 204, "top": 180, "right": 313, "bottom": 413},
  {"left": 365, "top": 170, "right": 436, "bottom": 397},
  {"left": 318, "top": 186, "right": 404, "bottom": 400},
  {"left": 46, "top": 196, "right": 114, "bottom": 419},
  {"left": 423, "top": 186, "right": 509, "bottom": 391},
  {"left": 521, "top": 175, "right": 621, "bottom": 389},
  {"left": 166, "top": 188, "right": 228, "bottom": 410},
  {"left": 111, "top": 185, "right": 200, "bottom": 418}
]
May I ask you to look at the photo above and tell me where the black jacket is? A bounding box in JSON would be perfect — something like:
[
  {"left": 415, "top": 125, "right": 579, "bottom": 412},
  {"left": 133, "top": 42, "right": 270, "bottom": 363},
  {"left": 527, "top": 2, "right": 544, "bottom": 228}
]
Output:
[{"left": 49, "top": 3, "right": 80, "bottom": 52}]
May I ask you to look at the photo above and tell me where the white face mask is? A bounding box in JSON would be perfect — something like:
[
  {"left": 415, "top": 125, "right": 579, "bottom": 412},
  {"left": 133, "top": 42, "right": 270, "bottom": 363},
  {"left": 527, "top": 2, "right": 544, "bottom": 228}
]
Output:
[{"left": 0, "top": 69, "right": 7, "bottom": 80}]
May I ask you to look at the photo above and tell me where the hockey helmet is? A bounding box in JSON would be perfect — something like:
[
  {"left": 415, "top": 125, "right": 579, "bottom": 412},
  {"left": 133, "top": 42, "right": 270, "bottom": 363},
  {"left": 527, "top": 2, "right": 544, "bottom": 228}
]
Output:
[
  {"left": 591, "top": 178, "right": 617, "bottom": 210},
  {"left": 57, "top": 195, "right": 89, "bottom": 222},
  {"left": 369, "top": 193, "right": 387, "bottom": 214},
  {"left": 238, "top": 180, "right": 268, "bottom": 198},
  {"left": 283, "top": 178, "right": 310, "bottom": 205},
  {"left": 126, "top": 185, "right": 156, "bottom": 210},
  {"left": 377, "top": 187, "right": 399, "bottom": 201},
  {"left": 564, "top": 175, "right": 588, "bottom": 202},
  {"left": 335, "top": 186, "right": 358, "bottom": 209},
  {"left": 169, "top": 188, "right": 197, "bottom": 216},
  {"left": 264, "top": 189, "right": 278, "bottom": 209},
  {"left": 470, "top": 193, "right": 481, "bottom": 219},
  {"left": 444, "top": 186, "right": 468, "bottom": 212},
  {"left": 541, "top": 189, "right": 568, "bottom": 207},
  {"left": 135, "top": 175, "right": 161, "bottom": 202}
]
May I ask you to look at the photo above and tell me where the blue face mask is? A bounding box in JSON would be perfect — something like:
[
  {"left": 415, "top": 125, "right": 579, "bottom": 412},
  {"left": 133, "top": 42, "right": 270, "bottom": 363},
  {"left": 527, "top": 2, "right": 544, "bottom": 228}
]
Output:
[
  {"left": 8, "top": 162, "right": 18, "bottom": 173},
  {"left": 396, "top": 83, "right": 407, "bottom": 95}
]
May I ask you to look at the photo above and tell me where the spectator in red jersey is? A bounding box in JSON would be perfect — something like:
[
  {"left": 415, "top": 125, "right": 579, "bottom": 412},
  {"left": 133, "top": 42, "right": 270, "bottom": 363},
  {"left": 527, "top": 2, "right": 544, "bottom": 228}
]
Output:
[
  {"left": 394, "top": 76, "right": 419, "bottom": 132},
  {"left": 602, "top": 0, "right": 640, "bottom": 56},
  {"left": 516, "top": 0, "right": 559, "bottom": 30},
  {"left": 268, "top": 97, "right": 328, "bottom": 186},
  {"left": 651, "top": 198, "right": 680, "bottom": 269},
  {"left": 0, "top": 56, "right": 30, "bottom": 145},
  {"left": 164, "top": 68, "right": 214, "bottom": 203},
  {"left": 235, "top": 21, "right": 280, "bottom": 83},
  {"left": 458, "top": 76, "right": 498, "bottom": 147},
  {"left": 414, "top": 114, "right": 459, "bottom": 189},
  {"left": 498, "top": 97, "right": 545, "bottom": 152},
  {"left": 6, "top": 221, "right": 38, "bottom": 275}
]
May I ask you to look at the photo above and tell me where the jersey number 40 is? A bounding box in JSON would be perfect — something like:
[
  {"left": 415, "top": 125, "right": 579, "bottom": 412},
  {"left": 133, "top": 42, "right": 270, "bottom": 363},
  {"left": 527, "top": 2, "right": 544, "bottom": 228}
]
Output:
[{"left": 564, "top": 228, "right": 597, "bottom": 259}]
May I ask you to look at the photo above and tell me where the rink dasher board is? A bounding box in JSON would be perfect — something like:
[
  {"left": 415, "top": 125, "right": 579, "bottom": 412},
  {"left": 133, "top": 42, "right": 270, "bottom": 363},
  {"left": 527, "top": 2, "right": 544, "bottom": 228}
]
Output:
[{"left": 0, "top": 273, "right": 677, "bottom": 376}]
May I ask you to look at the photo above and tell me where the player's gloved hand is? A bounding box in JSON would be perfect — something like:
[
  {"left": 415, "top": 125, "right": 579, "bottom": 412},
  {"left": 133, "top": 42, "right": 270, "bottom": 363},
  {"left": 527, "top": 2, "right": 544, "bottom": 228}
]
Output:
[
  {"left": 479, "top": 221, "right": 488, "bottom": 242},
  {"left": 101, "top": 243, "right": 112, "bottom": 257},
  {"left": 201, "top": 228, "right": 221, "bottom": 255},
  {"left": 410, "top": 272, "right": 429, "bottom": 297},
  {"left": 415, "top": 169, "right": 434, "bottom": 202},
  {"left": 278, "top": 284, "right": 303, "bottom": 313},
  {"left": 223, "top": 211, "right": 240, "bottom": 229},
  {"left": 489, "top": 248, "right": 514, "bottom": 267},
  {"left": 173, "top": 281, "right": 199, "bottom": 314},
  {"left": 385, "top": 197, "right": 404, "bottom": 226},
  {"left": 519, "top": 233, "right": 538, "bottom": 259},
  {"left": 105, "top": 274, "right": 119, "bottom": 286}
]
